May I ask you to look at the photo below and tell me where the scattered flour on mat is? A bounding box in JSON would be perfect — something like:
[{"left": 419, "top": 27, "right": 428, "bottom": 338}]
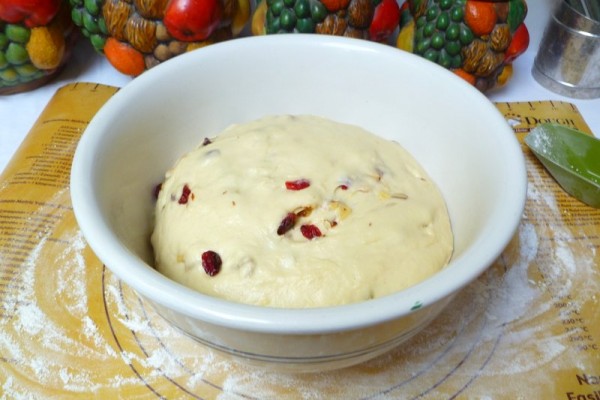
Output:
[
  {"left": 215, "top": 220, "right": 546, "bottom": 399},
  {"left": 103, "top": 272, "right": 219, "bottom": 381},
  {"left": 214, "top": 163, "right": 598, "bottom": 399},
  {"left": 3, "top": 162, "right": 598, "bottom": 399},
  {"left": 0, "top": 230, "right": 139, "bottom": 397},
  {"left": 55, "top": 232, "right": 90, "bottom": 317},
  {"left": 528, "top": 163, "right": 598, "bottom": 295},
  {"left": 483, "top": 221, "right": 540, "bottom": 333}
]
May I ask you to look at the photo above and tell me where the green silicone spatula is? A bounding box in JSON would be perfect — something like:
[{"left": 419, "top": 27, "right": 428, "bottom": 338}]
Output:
[{"left": 524, "top": 123, "right": 600, "bottom": 208}]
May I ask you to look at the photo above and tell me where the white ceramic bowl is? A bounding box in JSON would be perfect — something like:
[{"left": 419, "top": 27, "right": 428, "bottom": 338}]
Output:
[{"left": 71, "top": 35, "right": 527, "bottom": 372}]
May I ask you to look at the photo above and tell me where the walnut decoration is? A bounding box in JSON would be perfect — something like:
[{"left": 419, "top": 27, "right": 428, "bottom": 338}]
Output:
[
  {"left": 251, "top": 0, "right": 401, "bottom": 43},
  {"left": 396, "top": 0, "right": 529, "bottom": 92},
  {"left": 70, "top": 0, "right": 251, "bottom": 76}
]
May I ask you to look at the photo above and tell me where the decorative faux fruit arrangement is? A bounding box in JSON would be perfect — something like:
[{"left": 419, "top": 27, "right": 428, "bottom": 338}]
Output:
[
  {"left": 0, "top": 0, "right": 77, "bottom": 94},
  {"left": 69, "top": 0, "right": 251, "bottom": 76},
  {"left": 1, "top": 0, "right": 529, "bottom": 92},
  {"left": 251, "top": 0, "right": 401, "bottom": 43},
  {"left": 396, "top": 0, "right": 529, "bottom": 92}
]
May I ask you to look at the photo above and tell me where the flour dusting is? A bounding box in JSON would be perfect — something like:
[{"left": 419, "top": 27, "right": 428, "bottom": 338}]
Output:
[
  {"left": 1, "top": 137, "right": 599, "bottom": 399},
  {"left": 0, "top": 227, "right": 134, "bottom": 397}
]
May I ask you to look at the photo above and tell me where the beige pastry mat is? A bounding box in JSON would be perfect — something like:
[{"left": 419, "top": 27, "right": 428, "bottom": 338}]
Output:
[{"left": 0, "top": 83, "right": 598, "bottom": 399}]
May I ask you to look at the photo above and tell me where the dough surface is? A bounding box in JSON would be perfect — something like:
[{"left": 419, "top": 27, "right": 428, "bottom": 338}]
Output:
[{"left": 151, "top": 115, "right": 453, "bottom": 308}]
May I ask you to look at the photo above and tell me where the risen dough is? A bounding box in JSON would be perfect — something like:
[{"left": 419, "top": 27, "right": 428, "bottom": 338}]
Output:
[{"left": 151, "top": 115, "right": 453, "bottom": 308}]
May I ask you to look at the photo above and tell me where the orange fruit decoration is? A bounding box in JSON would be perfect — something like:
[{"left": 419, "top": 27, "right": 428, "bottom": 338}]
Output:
[
  {"left": 103, "top": 37, "right": 146, "bottom": 77},
  {"left": 453, "top": 68, "right": 477, "bottom": 86},
  {"left": 464, "top": 0, "right": 497, "bottom": 36}
]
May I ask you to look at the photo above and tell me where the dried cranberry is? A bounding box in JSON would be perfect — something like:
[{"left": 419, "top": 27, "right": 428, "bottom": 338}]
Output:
[
  {"left": 338, "top": 184, "right": 348, "bottom": 190},
  {"left": 285, "top": 179, "right": 310, "bottom": 191},
  {"left": 300, "top": 224, "right": 322, "bottom": 240},
  {"left": 178, "top": 184, "right": 192, "bottom": 204},
  {"left": 202, "top": 137, "right": 212, "bottom": 146},
  {"left": 201, "top": 250, "right": 222, "bottom": 276},
  {"left": 277, "top": 212, "right": 297, "bottom": 235}
]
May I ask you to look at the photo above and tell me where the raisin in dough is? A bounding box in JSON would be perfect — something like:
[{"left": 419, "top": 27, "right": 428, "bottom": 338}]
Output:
[{"left": 151, "top": 115, "right": 453, "bottom": 308}]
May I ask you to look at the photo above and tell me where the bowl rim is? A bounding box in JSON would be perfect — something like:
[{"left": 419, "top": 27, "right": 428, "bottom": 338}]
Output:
[{"left": 71, "top": 34, "right": 527, "bottom": 335}]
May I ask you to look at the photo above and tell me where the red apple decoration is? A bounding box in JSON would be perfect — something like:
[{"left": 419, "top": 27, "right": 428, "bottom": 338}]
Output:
[
  {"left": 504, "top": 23, "right": 530, "bottom": 63},
  {"left": 163, "top": 0, "right": 223, "bottom": 42},
  {"left": 368, "top": 0, "right": 400, "bottom": 42},
  {"left": 0, "top": 0, "right": 61, "bottom": 28}
]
